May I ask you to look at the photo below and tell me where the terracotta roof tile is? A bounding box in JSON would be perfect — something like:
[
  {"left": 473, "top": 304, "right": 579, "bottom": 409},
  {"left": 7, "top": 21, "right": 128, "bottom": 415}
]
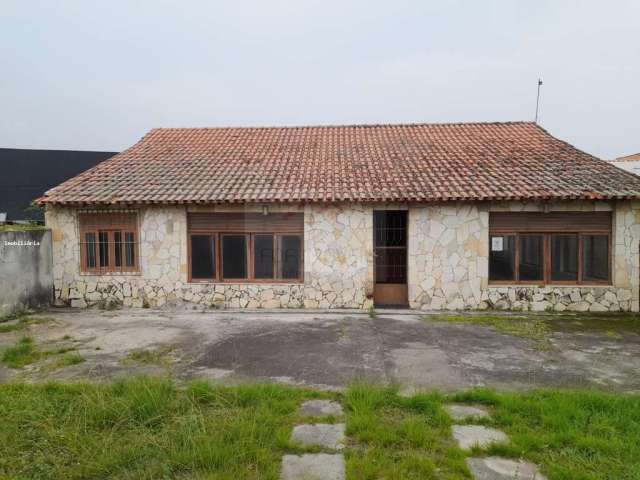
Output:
[{"left": 37, "top": 121, "right": 640, "bottom": 205}]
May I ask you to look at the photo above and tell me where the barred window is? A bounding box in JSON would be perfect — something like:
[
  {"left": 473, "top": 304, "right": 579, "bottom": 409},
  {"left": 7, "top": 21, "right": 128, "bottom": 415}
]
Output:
[{"left": 79, "top": 212, "right": 139, "bottom": 273}]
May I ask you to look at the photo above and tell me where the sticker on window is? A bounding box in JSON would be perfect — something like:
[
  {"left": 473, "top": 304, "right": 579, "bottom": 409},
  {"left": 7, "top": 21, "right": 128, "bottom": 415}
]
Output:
[{"left": 491, "top": 236, "right": 504, "bottom": 252}]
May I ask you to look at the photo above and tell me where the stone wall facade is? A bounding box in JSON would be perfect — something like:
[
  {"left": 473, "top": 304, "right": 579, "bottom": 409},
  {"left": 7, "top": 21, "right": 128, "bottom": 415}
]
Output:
[
  {"left": 45, "top": 203, "right": 374, "bottom": 310},
  {"left": 45, "top": 199, "right": 640, "bottom": 312},
  {"left": 408, "top": 203, "right": 488, "bottom": 310}
]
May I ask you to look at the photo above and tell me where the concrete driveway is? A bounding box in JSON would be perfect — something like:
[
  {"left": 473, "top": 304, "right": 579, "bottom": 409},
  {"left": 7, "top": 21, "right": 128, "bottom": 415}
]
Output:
[{"left": 2, "top": 308, "right": 639, "bottom": 393}]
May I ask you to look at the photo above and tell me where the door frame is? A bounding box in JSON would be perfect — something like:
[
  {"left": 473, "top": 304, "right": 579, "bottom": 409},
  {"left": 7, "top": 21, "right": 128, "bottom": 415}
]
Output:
[{"left": 373, "top": 209, "right": 409, "bottom": 307}]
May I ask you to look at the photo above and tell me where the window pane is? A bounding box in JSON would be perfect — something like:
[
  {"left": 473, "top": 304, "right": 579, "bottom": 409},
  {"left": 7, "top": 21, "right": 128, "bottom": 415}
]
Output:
[
  {"left": 551, "top": 234, "right": 578, "bottom": 281},
  {"left": 374, "top": 211, "right": 407, "bottom": 247},
  {"left": 98, "top": 231, "right": 109, "bottom": 268},
  {"left": 583, "top": 235, "right": 609, "bottom": 282},
  {"left": 124, "top": 232, "right": 136, "bottom": 267},
  {"left": 254, "top": 235, "right": 274, "bottom": 279},
  {"left": 114, "top": 231, "right": 122, "bottom": 267},
  {"left": 375, "top": 248, "right": 407, "bottom": 283},
  {"left": 519, "top": 235, "right": 544, "bottom": 281},
  {"left": 280, "top": 235, "right": 301, "bottom": 279},
  {"left": 489, "top": 235, "right": 515, "bottom": 281},
  {"left": 85, "top": 233, "right": 96, "bottom": 268},
  {"left": 191, "top": 235, "right": 215, "bottom": 279},
  {"left": 222, "top": 235, "right": 247, "bottom": 279}
]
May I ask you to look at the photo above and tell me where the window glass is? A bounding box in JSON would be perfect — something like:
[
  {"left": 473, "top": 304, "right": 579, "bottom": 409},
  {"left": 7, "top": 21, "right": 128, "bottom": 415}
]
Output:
[
  {"left": 114, "top": 231, "right": 122, "bottom": 267},
  {"left": 222, "top": 235, "right": 247, "bottom": 279},
  {"left": 582, "top": 235, "right": 609, "bottom": 282},
  {"left": 191, "top": 235, "right": 215, "bottom": 279},
  {"left": 85, "top": 233, "right": 96, "bottom": 269},
  {"left": 374, "top": 211, "right": 407, "bottom": 247},
  {"left": 375, "top": 248, "right": 407, "bottom": 283},
  {"left": 519, "top": 235, "right": 544, "bottom": 281},
  {"left": 98, "top": 231, "right": 109, "bottom": 268},
  {"left": 254, "top": 235, "right": 274, "bottom": 279},
  {"left": 124, "top": 232, "right": 136, "bottom": 267},
  {"left": 489, "top": 235, "right": 516, "bottom": 281},
  {"left": 280, "top": 235, "right": 301, "bottom": 279},
  {"left": 551, "top": 234, "right": 578, "bottom": 281}
]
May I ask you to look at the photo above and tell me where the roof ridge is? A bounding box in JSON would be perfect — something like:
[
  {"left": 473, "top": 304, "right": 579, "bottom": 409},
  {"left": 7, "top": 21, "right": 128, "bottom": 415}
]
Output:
[{"left": 146, "top": 120, "right": 536, "bottom": 133}]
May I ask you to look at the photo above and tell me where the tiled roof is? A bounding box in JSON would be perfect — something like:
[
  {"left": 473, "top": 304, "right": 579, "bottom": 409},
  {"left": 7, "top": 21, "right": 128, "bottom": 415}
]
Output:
[
  {"left": 615, "top": 153, "right": 640, "bottom": 162},
  {"left": 37, "top": 122, "right": 640, "bottom": 205}
]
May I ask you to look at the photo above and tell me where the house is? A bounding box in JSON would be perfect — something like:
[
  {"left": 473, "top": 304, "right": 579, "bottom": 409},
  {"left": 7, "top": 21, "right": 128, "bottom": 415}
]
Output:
[
  {"left": 37, "top": 122, "right": 640, "bottom": 312},
  {"left": 610, "top": 153, "right": 640, "bottom": 176},
  {"left": 0, "top": 148, "right": 116, "bottom": 221}
]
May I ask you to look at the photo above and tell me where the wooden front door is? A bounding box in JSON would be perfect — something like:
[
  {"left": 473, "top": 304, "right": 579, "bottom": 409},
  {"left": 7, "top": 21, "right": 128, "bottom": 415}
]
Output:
[{"left": 373, "top": 210, "right": 408, "bottom": 307}]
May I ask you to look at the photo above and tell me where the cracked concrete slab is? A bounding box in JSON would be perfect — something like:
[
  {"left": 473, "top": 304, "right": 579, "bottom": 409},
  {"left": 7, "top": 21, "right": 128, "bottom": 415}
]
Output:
[
  {"left": 291, "top": 424, "right": 346, "bottom": 450},
  {"left": 466, "top": 456, "right": 548, "bottom": 480},
  {"left": 4, "top": 308, "right": 640, "bottom": 393},
  {"left": 445, "top": 404, "right": 491, "bottom": 421},
  {"left": 299, "top": 400, "right": 343, "bottom": 417},
  {"left": 452, "top": 425, "right": 509, "bottom": 450},
  {"left": 281, "top": 454, "right": 345, "bottom": 480}
]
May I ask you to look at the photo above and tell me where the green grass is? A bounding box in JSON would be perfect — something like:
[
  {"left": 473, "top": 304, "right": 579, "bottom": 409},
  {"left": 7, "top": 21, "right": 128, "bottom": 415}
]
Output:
[
  {"left": 452, "top": 388, "right": 640, "bottom": 480},
  {"left": 53, "top": 353, "right": 85, "bottom": 368},
  {"left": 1, "top": 336, "right": 41, "bottom": 368},
  {"left": 0, "top": 378, "right": 322, "bottom": 479},
  {"left": 0, "top": 312, "right": 51, "bottom": 333},
  {"left": 0, "top": 379, "right": 638, "bottom": 479},
  {"left": 425, "top": 313, "right": 552, "bottom": 349},
  {"left": 1, "top": 336, "right": 82, "bottom": 371},
  {"left": 345, "top": 384, "right": 468, "bottom": 479},
  {"left": 425, "top": 312, "right": 640, "bottom": 351},
  {"left": 122, "top": 347, "right": 175, "bottom": 366}
]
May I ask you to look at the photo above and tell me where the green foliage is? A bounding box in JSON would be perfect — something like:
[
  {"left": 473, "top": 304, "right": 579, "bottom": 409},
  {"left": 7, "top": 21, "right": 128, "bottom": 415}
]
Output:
[
  {"left": 1, "top": 336, "right": 40, "bottom": 368},
  {"left": 122, "top": 347, "right": 175, "bottom": 366},
  {"left": 424, "top": 314, "right": 552, "bottom": 349},
  {"left": 451, "top": 388, "right": 640, "bottom": 479},
  {"left": 0, "top": 377, "right": 317, "bottom": 479},
  {"left": 367, "top": 306, "right": 378, "bottom": 319},
  {"left": 0, "top": 377, "right": 637, "bottom": 479},
  {"left": 345, "top": 383, "right": 467, "bottom": 479},
  {"left": 54, "top": 354, "right": 85, "bottom": 368},
  {"left": 0, "top": 312, "right": 51, "bottom": 333},
  {"left": 1, "top": 335, "right": 82, "bottom": 371}
]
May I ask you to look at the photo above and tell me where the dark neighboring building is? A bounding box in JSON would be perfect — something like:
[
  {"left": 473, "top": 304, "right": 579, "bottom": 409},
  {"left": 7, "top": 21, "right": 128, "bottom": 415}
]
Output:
[{"left": 0, "top": 148, "right": 117, "bottom": 221}]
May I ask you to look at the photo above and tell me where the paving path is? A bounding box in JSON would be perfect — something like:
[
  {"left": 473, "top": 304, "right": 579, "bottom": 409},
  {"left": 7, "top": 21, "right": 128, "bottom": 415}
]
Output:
[
  {"left": 281, "top": 400, "right": 346, "bottom": 480},
  {"left": 445, "top": 403, "right": 548, "bottom": 480}
]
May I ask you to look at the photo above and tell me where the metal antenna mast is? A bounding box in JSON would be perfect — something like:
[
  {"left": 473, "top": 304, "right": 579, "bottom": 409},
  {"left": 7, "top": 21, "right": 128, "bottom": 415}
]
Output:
[{"left": 535, "top": 78, "right": 543, "bottom": 123}]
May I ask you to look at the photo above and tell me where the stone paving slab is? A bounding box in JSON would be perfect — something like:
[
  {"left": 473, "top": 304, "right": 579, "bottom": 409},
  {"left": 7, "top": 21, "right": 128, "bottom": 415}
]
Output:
[
  {"left": 299, "top": 400, "right": 343, "bottom": 417},
  {"left": 444, "top": 404, "right": 491, "bottom": 421},
  {"left": 452, "top": 425, "right": 509, "bottom": 450},
  {"left": 281, "top": 453, "right": 345, "bottom": 480},
  {"left": 466, "top": 457, "right": 548, "bottom": 480},
  {"left": 291, "top": 423, "right": 346, "bottom": 450}
]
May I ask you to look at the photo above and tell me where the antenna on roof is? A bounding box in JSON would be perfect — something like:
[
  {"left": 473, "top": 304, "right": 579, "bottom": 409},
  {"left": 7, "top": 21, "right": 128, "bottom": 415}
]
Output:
[{"left": 534, "top": 78, "right": 543, "bottom": 123}]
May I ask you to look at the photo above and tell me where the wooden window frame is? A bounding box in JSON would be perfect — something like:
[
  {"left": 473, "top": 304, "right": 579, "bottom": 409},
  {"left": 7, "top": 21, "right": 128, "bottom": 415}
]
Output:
[
  {"left": 79, "top": 213, "right": 140, "bottom": 274},
  {"left": 488, "top": 230, "right": 612, "bottom": 286},
  {"left": 188, "top": 231, "right": 304, "bottom": 284}
]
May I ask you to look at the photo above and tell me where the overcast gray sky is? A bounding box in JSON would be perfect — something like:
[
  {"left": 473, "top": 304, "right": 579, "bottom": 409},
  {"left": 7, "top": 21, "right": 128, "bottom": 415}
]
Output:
[{"left": 1, "top": 0, "right": 638, "bottom": 159}]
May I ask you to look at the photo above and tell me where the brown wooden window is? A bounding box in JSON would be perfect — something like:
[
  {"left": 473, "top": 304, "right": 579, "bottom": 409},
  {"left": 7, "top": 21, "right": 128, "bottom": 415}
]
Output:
[
  {"left": 187, "top": 212, "right": 304, "bottom": 283},
  {"left": 489, "top": 212, "right": 611, "bottom": 285},
  {"left": 79, "top": 212, "right": 139, "bottom": 273}
]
